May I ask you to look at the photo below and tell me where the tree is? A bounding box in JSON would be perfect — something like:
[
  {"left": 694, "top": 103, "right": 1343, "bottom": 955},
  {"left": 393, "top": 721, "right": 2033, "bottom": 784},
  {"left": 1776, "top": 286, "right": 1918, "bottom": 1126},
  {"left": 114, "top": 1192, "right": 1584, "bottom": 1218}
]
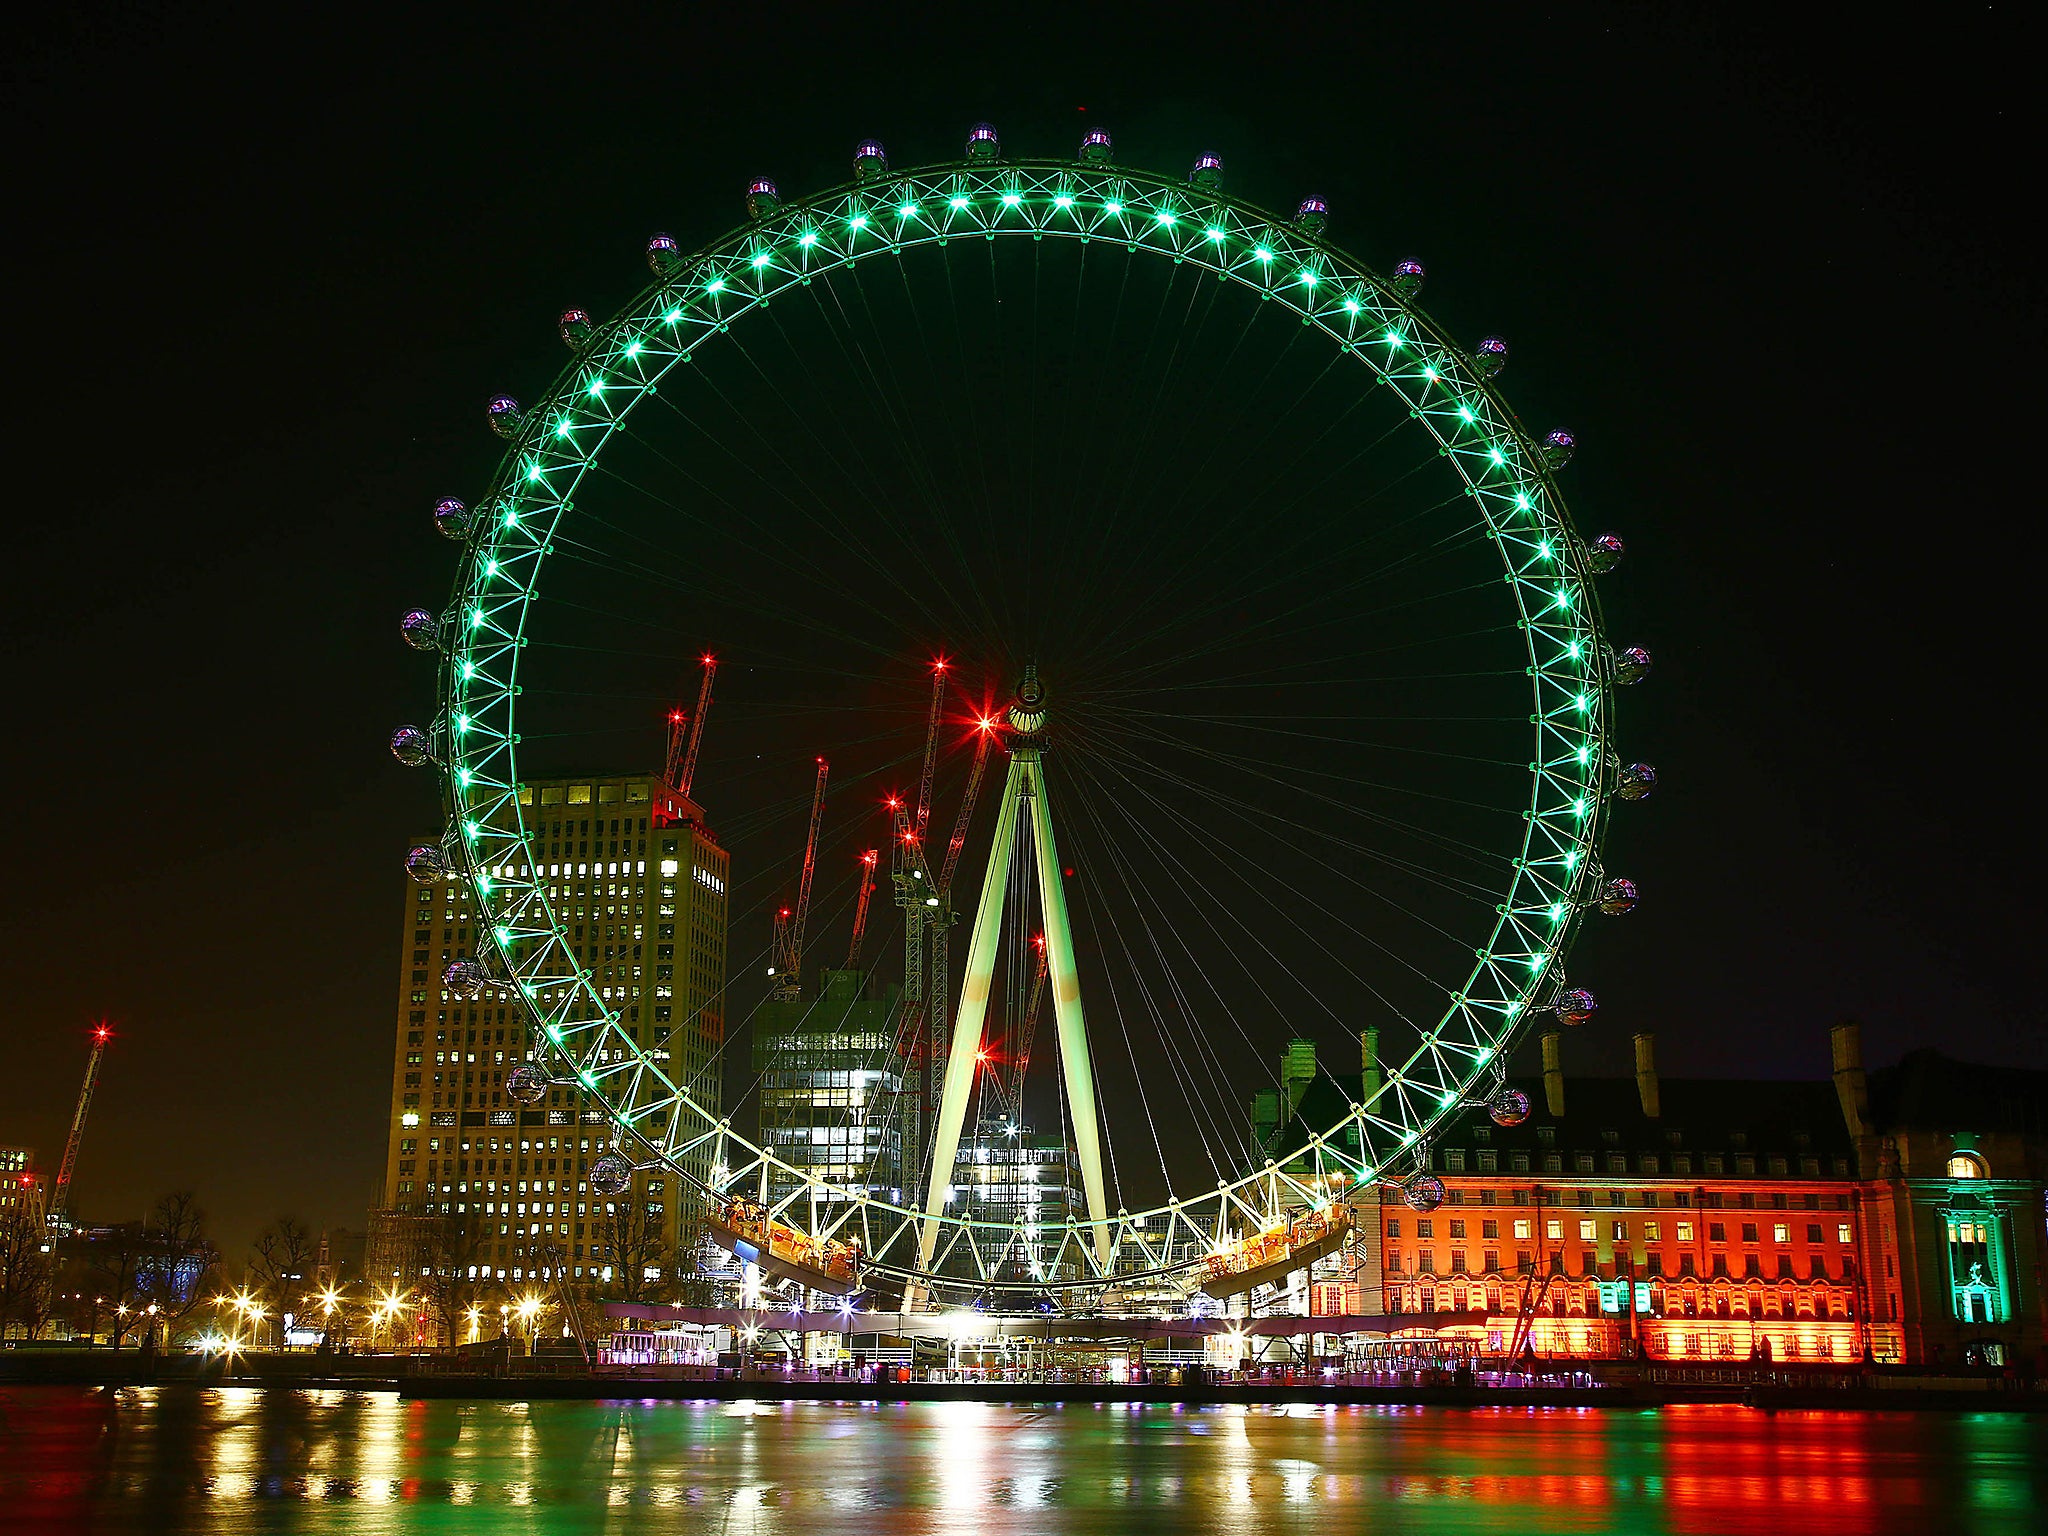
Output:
[
  {"left": 0, "top": 1209, "right": 55, "bottom": 1339},
  {"left": 250, "top": 1216, "right": 315, "bottom": 1344},
  {"left": 137, "top": 1191, "right": 220, "bottom": 1345},
  {"left": 417, "top": 1211, "right": 490, "bottom": 1348},
  {"left": 590, "top": 1190, "right": 669, "bottom": 1306}
]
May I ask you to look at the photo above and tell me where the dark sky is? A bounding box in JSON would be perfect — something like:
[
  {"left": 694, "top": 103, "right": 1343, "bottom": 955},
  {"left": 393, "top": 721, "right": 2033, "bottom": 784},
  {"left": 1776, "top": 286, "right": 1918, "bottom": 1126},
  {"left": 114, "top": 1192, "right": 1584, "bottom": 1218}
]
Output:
[{"left": 4, "top": 4, "right": 2042, "bottom": 1257}]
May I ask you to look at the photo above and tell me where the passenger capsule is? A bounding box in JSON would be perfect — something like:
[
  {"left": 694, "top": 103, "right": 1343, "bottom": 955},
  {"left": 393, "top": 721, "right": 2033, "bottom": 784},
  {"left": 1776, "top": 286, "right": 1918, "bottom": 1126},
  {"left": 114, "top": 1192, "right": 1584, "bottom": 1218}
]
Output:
[
  {"left": 1473, "top": 336, "right": 1509, "bottom": 379},
  {"left": 1555, "top": 987, "right": 1599, "bottom": 1025},
  {"left": 400, "top": 608, "right": 439, "bottom": 652},
  {"left": 589, "top": 1153, "right": 634, "bottom": 1196},
  {"left": 1391, "top": 259, "right": 1426, "bottom": 298},
  {"left": 1488, "top": 1087, "right": 1532, "bottom": 1127},
  {"left": 1402, "top": 1172, "right": 1446, "bottom": 1213},
  {"left": 1294, "top": 197, "right": 1329, "bottom": 237},
  {"left": 1188, "top": 153, "right": 1224, "bottom": 192},
  {"left": 389, "top": 725, "right": 432, "bottom": 768},
  {"left": 405, "top": 844, "right": 448, "bottom": 884},
  {"left": 1542, "top": 428, "right": 1577, "bottom": 469},
  {"left": 1611, "top": 645, "right": 1652, "bottom": 685},
  {"left": 433, "top": 497, "right": 471, "bottom": 541},
  {"left": 1617, "top": 761, "right": 1658, "bottom": 801},
  {"left": 854, "top": 140, "right": 889, "bottom": 181},
  {"left": 646, "top": 232, "right": 683, "bottom": 279},
  {"left": 965, "top": 123, "right": 1000, "bottom": 162},
  {"left": 1078, "top": 129, "right": 1114, "bottom": 164},
  {"left": 487, "top": 395, "right": 524, "bottom": 439},
  {"left": 1597, "top": 877, "right": 1639, "bottom": 917},
  {"left": 444, "top": 958, "right": 488, "bottom": 998},
  {"left": 1588, "top": 532, "right": 1625, "bottom": 573},
  {"left": 558, "top": 309, "right": 594, "bottom": 350},
  {"left": 505, "top": 1064, "right": 549, "bottom": 1105},
  {"left": 745, "top": 178, "right": 780, "bottom": 220}
]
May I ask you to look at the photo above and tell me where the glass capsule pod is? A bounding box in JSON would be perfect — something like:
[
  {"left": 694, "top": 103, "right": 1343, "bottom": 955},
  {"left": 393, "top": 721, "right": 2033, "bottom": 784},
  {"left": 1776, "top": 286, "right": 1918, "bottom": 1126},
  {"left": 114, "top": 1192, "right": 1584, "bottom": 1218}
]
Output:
[
  {"left": 854, "top": 140, "right": 888, "bottom": 181},
  {"left": 433, "top": 497, "right": 470, "bottom": 541},
  {"left": 1294, "top": 196, "right": 1329, "bottom": 237},
  {"left": 1555, "top": 987, "right": 1599, "bottom": 1025},
  {"left": 558, "top": 309, "right": 593, "bottom": 350},
  {"left": 399, "top": 608, "right": 439, "bottom": 652},
  {"left": 1542, "top": 428, "right": 1577, "bottom": 469},
  {"left": 965, "top": 123, "right": 1000, "bottom": 162},
  {"left": 444, "top": 958, "right": 488, "bottom": 998},
  {"left": 745, "top": 178, "right": 780, "bottom": 220},
  {"left": 487, "top": 396, "right": 524, "bottom": 439},
  {"left": 1611, "top": 646, "right": 1652, "bottom": 685},
  {"left": 1597, "top": 878, "right": 1639, "bottom": 916},
  {"left": 505, "top": 1064, "right": 549, "bottom": 1106},
  {"left": 1588, "top": 532, "right": 1625, "bottom": 573},
  {"left": 1402, "top": 1171, "right": 1446, "bottom": 1212},
  {"left": 1391, "top": 259, "right": 1426, "bottom": 299},
  {"left": 589, "top": 1153, "right": 634, "bottom": 1196},
  {"left": 405, "top": 844, "right": 448, "bottom": 884},
  {"left": 1488, "top": 1087, "right": 1532, "bottom": 1127},
  {"left": 1078, "top": 129, "right": 1113, "bottom": 163},
  {"left": 1473, "top": 336, "right": 1509, "bottom": 379},
  {"left": 390, "top": 726, "right": 431, "bottom": 767},
  {"left": 646, "top": 233, "right": 683, "bottom": 279},
  {"left": 1617, "top": 761, "right": 1658, "bottom": 801},
  {"left": 1188, "top": 153, "right": 1224, "bottom": 191}
]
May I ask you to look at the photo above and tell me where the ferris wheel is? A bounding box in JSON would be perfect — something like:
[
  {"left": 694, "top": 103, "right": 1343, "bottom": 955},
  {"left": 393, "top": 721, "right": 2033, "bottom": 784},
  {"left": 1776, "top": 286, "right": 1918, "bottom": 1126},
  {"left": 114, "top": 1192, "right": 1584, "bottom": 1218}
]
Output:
[{"left": 392, "top": 124, "right": 1653, "bottom": 1309}]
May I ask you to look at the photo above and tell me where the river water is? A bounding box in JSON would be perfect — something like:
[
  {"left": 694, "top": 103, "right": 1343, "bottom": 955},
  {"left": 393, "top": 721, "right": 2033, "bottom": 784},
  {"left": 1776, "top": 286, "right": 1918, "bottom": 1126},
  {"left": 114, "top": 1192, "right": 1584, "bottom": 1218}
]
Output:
[{"left": 0, "top": 1387, "right": 2040, "bottom": 1533}]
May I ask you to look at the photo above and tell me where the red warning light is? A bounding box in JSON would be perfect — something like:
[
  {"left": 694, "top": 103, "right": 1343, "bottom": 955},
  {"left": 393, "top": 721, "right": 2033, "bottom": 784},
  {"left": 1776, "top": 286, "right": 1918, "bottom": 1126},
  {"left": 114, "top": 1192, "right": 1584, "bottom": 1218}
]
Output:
[{"left": 93, "top": 1024, "right": 113, "bottom": 1041}]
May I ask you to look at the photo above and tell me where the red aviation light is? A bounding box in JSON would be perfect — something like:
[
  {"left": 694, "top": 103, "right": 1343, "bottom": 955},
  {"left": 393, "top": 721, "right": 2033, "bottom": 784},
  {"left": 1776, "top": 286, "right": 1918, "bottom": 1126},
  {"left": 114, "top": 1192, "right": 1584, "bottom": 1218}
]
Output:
[
  {"left": 861, "top": 850, "right": 878, "bottom": 867},
  {"left": 93, "top": 1024, "right": 113, "bottom": 1041},
  {"left": 931, "top": 656, "right": 949, "bottom": 672}
]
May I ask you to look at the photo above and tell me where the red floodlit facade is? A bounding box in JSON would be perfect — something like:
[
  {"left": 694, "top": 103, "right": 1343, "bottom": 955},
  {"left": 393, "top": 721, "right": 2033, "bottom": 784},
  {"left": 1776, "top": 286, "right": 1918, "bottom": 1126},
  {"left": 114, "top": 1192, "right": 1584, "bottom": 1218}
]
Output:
[{"left": 1267, "top": 1025, "right": 2046, "bottom": 1369}]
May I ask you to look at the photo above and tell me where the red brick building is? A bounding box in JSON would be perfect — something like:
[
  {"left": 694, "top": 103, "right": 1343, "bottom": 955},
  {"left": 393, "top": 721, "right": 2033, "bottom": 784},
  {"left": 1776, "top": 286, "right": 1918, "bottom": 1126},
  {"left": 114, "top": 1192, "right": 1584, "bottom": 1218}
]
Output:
[{"left": 1276, "top": 1025, "right": 2044, "bottom": 1368}]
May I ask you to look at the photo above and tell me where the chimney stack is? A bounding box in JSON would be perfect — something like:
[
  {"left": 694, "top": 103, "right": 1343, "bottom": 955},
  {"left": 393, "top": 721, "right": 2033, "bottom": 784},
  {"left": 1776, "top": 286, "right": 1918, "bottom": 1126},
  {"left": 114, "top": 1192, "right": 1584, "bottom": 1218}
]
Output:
[
  {"left": 1830, "top": 1020, "right": 1870, "bottom": 1139},
  {"left": 1540, "top": 1031, "right": 1565, "bottom": 1118},
  {"left": 1633, "top": 1032, "right": 1661, "bottom": 1119},
  {"left": 1361, "top": 1027, "right": 1381, "bottom": 1104}
]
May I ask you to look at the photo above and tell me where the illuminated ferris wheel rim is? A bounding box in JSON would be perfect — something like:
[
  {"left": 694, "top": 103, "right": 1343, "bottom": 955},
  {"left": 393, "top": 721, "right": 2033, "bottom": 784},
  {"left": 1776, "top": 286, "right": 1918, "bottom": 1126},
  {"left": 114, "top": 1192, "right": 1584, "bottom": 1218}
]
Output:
[{"left": 407, "top": 132, "right": 1636, "bottom": 1292}]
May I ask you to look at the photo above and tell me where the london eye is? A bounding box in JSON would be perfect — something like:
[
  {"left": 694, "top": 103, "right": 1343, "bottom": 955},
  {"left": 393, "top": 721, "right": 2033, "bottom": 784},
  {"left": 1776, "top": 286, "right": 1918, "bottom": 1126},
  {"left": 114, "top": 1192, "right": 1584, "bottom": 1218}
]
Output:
[{"left": 392, "top": 124, "right": 1650, "bottom": 1310}]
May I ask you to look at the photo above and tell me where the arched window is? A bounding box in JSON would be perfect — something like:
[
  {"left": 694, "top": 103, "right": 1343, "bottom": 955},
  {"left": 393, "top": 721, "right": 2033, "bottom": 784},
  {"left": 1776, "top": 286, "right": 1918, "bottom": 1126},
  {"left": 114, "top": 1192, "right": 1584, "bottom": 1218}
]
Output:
[{"left": 1946, "top": 1153, "right": 1987, "bottom": 1179}]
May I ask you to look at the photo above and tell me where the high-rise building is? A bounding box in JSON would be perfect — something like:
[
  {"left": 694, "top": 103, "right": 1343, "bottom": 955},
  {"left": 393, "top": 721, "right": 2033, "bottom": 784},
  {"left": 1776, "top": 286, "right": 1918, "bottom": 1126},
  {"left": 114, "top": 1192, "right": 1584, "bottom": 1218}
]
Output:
[
  {"left": 376, "top": 770, "right": 728, "bottom": 1313},
  {"left": 0, "top": 1145, "right": 41, "bottom": 1225},
  {"left": 752, "top": 967, "right": 906, "bottom": 1213},
  {"left": 950, "top": 1117, "right": 1085, "bottom": 1285}
]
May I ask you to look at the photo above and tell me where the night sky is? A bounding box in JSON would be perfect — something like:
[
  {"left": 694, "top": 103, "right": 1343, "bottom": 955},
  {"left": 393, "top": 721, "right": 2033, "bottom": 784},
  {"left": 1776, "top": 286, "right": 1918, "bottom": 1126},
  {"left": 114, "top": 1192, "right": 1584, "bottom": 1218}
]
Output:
[{"left": 4, "top": 5, "right": 2042, "bottom": 1256}]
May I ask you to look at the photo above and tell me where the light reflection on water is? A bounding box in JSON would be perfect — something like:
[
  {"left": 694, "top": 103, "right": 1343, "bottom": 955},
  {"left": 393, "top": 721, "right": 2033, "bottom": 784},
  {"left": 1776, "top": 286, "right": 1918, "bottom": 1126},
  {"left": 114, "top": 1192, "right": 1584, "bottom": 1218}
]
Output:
[{"left": 0, "top": 1387, "right": 2041, "bottom": 1534}]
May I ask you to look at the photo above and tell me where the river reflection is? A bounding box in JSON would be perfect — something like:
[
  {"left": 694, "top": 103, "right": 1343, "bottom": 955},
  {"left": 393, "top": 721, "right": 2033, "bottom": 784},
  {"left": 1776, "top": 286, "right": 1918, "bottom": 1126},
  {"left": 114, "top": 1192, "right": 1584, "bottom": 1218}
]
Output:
[{"left": 0, "top": 1388, "right": 2041, "bottom": 1533}]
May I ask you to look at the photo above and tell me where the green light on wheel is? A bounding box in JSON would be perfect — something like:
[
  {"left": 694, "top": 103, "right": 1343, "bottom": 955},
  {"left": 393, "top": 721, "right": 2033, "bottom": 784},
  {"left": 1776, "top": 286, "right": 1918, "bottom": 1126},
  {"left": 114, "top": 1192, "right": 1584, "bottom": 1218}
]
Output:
[
  {"left": 624, "top": 340, "right": 641, "bottom": 358},
  {"left": 1155, "top": 209, "right": 1178, "bottom": 225},
  {"left": 1253, "top": 246, "right": 1273, "bottom": 263},
  {"left": 1104, "top": 201, "right": 1122, "bottom": 215},
  {"left": 898, "top": 202, "right": 919, "bottom": 220},
  {"left": 453, "top": 713, "right": 469, "bottom": 734},
  {"left": 587, "top": 378, "right": 605, "bottom": 397},
  {"left": 1549, "top": 903, "right": 1566, "bottom": 921},
  {"left": 1457, "top": 404, "right": 1475, "bottom": 424},
  {"left": 849, "top": 214, "right": 868, "bottom": 231},
  {"left": 525, "top": 463, "right": 543, "bottom": 482},
  {"left": 705, "top": 277, "right": 724, "bottom": 294},
  {"left": 1297, "top": 270, "right": 1317, "bottom": 287},
  {"left": 554, "top": 419, "right": 571, "bottom": 439},
  {"left": 1516, "top": 491, "right": 1532, "bottom": 511},
  {"left": 1423, "top": 365, "right": 1438, "bottom": 382},
  {"left": 1574, "top": 692, "right": 1590, "bottom": 712},
  {"left": 1001, "top": 192, "right": 1022, "bottom": 208},
  {"left": 751, "top": 252, "right": 771, "bottom": 269},
  {"left": 1556, "top": 586, "right": 1574, "bottom": 611},
  {"left": 798, "top": 230, "right": 818, "bottom": 247},
  {"left": 1384, "top": 330, "right": 1404, "bottom": 348},
  {"left": 1537, "top": 540, "right": 1553, "bottom": 560},
  {"left": 1054, "top": 194, "right": 1074, "bottom": 209},
  {"left": 664, "top": 308, "right": 683, "bottom": 324},
  {"left": 1489, "top": 446, "right": 1506, "bottom": 466},
  {"left": 1206, "top": 226, "right": 1225, "bottom": 242},
  {"left": 467, "top": 607, "right": 484, "bottom": 627},
  {"left": 1342, "top": 297, "right": 1360, "bottom": 314},
  {"left": 949, "top": 195, "right": 970, "bottom": 210},
  {"left": 461, "top": 660, "right": 476, "bottom": 679}
]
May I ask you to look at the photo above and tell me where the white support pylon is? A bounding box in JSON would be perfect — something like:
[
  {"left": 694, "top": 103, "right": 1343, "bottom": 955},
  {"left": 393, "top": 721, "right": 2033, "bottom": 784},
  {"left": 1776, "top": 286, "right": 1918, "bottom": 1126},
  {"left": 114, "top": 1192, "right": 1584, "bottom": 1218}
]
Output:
[{"left": 914, "top": 668, "right": 1112, "bottom": 1290}]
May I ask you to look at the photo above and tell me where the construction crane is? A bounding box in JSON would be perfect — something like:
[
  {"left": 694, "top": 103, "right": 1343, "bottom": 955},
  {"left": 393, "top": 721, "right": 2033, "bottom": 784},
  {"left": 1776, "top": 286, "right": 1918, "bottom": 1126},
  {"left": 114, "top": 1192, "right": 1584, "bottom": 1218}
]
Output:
[
  {"left": 679, "top": 654, "right": 716, "bottom": 798},
  {"left": 770, "top": 758, "right": 829, "bottom": 1001},
  {"left": 51, "top": 1022, "right": 112, "bottom": 1227},
  {"left": 663, "top": 705, "right": 689, "bottom": 787},
  {"left": 1001, "top": 936, "right": 1049, "bottom": 1119},
  {"left": 913, "top": 659, "right": 947, "bottom": 845},
  {"left": 845, "top": 849, "right": 879, "bottom": 968}
]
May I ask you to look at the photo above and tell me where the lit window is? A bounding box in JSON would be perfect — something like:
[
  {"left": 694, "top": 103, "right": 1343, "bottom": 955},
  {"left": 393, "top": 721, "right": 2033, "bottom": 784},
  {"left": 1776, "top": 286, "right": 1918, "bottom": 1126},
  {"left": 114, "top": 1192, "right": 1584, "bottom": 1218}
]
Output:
[
  {"left": 1577, "top": 1219, "right": 1595, "bottom": 1241},
  {"left": 1837, "top": 1223, "right": 1853, "bottom": 1243},
  {"left": 1946, "top": 1153, "right": 1986, "bottom": 1179},
  {"left": 1772, "top": 1223, "right": 1790, "bottom": 1243}
]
